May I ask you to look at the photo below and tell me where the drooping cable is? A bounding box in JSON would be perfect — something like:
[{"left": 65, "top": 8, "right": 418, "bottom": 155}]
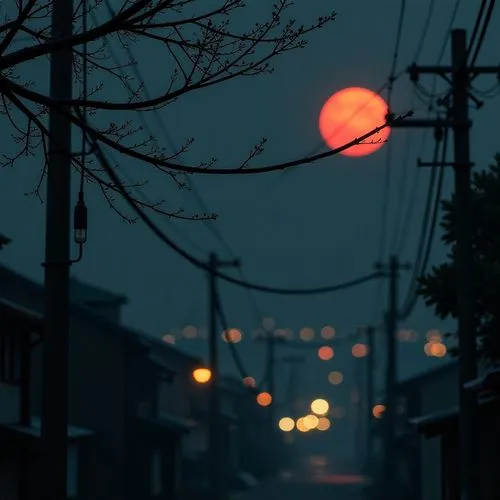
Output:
[{"left": 84, "top": 130, "right": 384, "bottom": 295}]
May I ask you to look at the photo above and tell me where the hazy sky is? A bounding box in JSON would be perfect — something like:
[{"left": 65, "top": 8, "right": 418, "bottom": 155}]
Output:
[{"left": 1, "top": 0, "right": 499, "bottom": 388}]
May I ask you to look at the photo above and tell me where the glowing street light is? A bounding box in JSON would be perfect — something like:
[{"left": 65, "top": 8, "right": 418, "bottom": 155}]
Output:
[
  {"left": 192, "top": 367, "right": 212, "bottom": 384},
  {"left": 256, "top": 391, "right": 272, "bottom": 407},
  {"left": 278, "top": 417, "right": 295, "bottom": 432}
]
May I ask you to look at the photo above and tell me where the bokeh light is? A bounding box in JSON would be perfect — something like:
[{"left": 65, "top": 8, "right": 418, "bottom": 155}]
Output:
[
  {"left": 320, "top": 325, "right": 336, "bottom": 339},
  {"left": 372, "top": 404, "right": 386, "bottom": 418},
  {"left": 242, "top": 376, "right": 256, "bottom": 388},
  {"left": 296, "top": 417, "right": 309, "bottom": 432},
  {"left": 310, "top": 398, "right": 329, "bottom": 416},
  {"left": 192, "top": 368, "right": 212, "bottom": 384},
  {"left": 303, "top": 414, "right": 320, "bottom": 430},
  {"left": 352, "top": 343, "right": 369, "bottom": 358},
  {"left": 426, "top": 329, "right": 442, "bottom": 343},
  {"left": 256, "top": 391, "right": 272, "bottom": 407},
  {"left": 317, "top": 416, "right": 331, "bottom": 431},
  {"left": 182, "top": 325, "right": 197, "bottom": 339},
  {"left": 328, "top": 371, "right": 343, "bottom": 385},
  {"left": 222, "top": 328, "right": 243, "bottom": 343},
  {"left": 425, "top": 341, "right": 447, "bottom": 357},
  {"left": 299, "top": 327, "right": 315, "bottom": 342},
  {"left": 350, "top": 390, "right": 360, "bottom": 403},
  {"left": 318, "top": 346, "right": 334, "bottom": 361},
  {"left": 278, "top": 417, "right": 295, "bottom": 432},
  {"left": 162, "top": 334, "right": 176, "bottom": 344}
]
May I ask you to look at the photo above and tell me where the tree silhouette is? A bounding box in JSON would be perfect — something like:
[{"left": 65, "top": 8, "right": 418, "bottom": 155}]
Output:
[
  {"left": 0, "top": 0, "right": 339, "bottom": 220},
  {"left": 418, "top": 154, "right": 500, "bottom": 363}
]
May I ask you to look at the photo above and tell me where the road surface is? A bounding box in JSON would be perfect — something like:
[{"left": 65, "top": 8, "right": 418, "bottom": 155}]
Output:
[{"left": 237, "top": 472, "right": 369, "bottom": 500}]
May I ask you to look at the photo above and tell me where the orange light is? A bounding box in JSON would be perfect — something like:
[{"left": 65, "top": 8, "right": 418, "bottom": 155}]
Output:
[
  {"left": 372, "top": 404, "right": 386, "bottom": 418},
  {"left": 320, "top": 325, "right": 336, "bottom": 339},
  {"left": 317, "top": 417, "right": 331, "bottom": 431},
  {"left": 328, "top": 371, "right": 343, "bottom": 385},
  {"left": 222, "top": 328, "right": 243, "bottom": 343},
  {"left": 352, "top": 343, "right": 369, "bottom": 358},
  {"left": 318, "top": 345, "right": 334, "bottom": 361},
  {"left": 256, "top": 391, "right": 272, "bottom": 407},
  {"left": 242, "top": 376, "right": 256, "bottom": 388},
  {"left": 426, "top": 329, "right": 442, "bottom": 343},
  {"left": 318, "top": 87, "right": 390, "bottom": 157},
  {"left": 299, "top": 327, "right": 314, "bottom": 342},
  {"left": 296, "top": 417, "right": 309, "bottom": 433},
  {"left": 425, "top": 342, "right": 447, "bottom": 358},
  {"left": 192, "top": 367, "right": 212, "bottom": 384}
]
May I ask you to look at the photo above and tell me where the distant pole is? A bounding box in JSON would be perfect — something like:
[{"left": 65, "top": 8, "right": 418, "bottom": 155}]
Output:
[
  {"left": 268, "top": 330, "right": 276, "bottom": 426},
  {"left": 375, "top": 256, "right": 409, "bottom": 499},
  {"left": 207, "top": 253, "right": 239, "bottom": 500},
  {"left": 208, "top": 253, "right": 220, "bottom": 500},
  {"left": 41, "top": 0, "right": 73, "bottom": 499},
  {"left": 365, "top": 325, "right": 375, "bottom": 472}
]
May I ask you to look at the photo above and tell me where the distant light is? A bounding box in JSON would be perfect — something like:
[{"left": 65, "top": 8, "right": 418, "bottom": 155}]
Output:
[
  {"left": 275, "top": 328, "right": 287, "bottom": 339},
  {"left": 318, "top": 346, "right": 334, "bottom": 361},
  {"left": 328, "top": 371, "right": 343, "bottom": 385},
  {"left": 331, "top": 406, "right": 345, "bottom": 419},
  {"left": 296, "top": 417, "right": 309, "bottom": 433},
  {"left": 299, "top": 327, "right": 315, "bottom": 342},
  {"left": 321, "top": 325, "right": 336, "bottom": 339},
  {"left": 372, "top": 404, "right": 386, "bottom": 418},
  {"left": 192, "top": 368, "right": 212, "bottom": 384},
  {"left": 284, "top": 328, "right": 294, "bottom": 339},
  {"left": 162, "top": 334, "right": 176, "bottom": 345},
  {"left": 222, "top": 328, "right": 243, "bottom": 343},
  {"left": 256, "top": 391, "right": 272, "bottom": 407},
  {"left": 183, "top": 325, "right": 197, "bottom": 339},
  {"left": 425, "top": 341, "right": 447, "bottom": 357},
  {"left": 262, "top": 317, "right": 276, "bottom": 331},
  {"left": 397, "top": 329, "right": 412, "bottom": 342},
  {"left": 310, "top": 398, "right": 329, "bottom": 416},
  {"left": 278, "top": 417, "right": 295, "bottom": 432},
  {"left": 303, "top": 414, "right": 320, "bottom": 430},
  {"left": 426, "top": 329, "right": 442, "bottom": 343},
  {"left": 242, "top": 376, "right": 256, "bottom": 388},
  {"left": 317, "top": 417, "right": 331, "bottom": 431},
  {"left": 352, "top": 343, "right": 369, "bottom": 358}
]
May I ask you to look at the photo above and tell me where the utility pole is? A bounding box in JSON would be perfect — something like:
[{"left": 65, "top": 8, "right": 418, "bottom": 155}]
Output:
[
  {"left": 208, "top": 253, "right": 239, "bottom": 500},
  {"left": 387, "top": 29, "right": 500, "bottom": 500},
  {"left": 41, "top": 1, "right": 73, "bottom": 499},
  {"left": 267, "top": 330, "right": 276, "bottom": 426},
  {"left": 364, "top": 325, "right": 375, "bottom": 474},
  {"left": 375, "top": 256, "right": 410, "bottom": 499}
]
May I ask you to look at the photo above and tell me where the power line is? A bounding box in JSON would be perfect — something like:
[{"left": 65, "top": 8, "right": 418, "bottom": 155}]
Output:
[
  {"left": 85, "top": 129, "right": 384, "bottom": 295},
  {"left": 468, "top": 0, "right": 496, "bottom": 67},
  {"left": 399, "top": 126, "right": 449, "bottom": 320}
]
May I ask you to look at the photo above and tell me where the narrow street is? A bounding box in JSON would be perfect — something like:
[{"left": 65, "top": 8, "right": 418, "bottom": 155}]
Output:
[{"left": 238, "top": 472, "right": 368, "bottom": 500}]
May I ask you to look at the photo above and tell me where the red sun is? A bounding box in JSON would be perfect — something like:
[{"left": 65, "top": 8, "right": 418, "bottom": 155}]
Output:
[{"left": 318, "top": 87, "right": 390, "bottom": 157}]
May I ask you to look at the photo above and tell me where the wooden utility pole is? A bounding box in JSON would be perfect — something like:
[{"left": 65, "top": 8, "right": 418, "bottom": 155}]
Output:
[
  {"left": 207, "top": 253, "right": 239, "bottom": 500},
  {"left": 41, "top": 1, "right": 73, "bottom": 499},
  {"left": 388, "top": 29, "right": 500, "bottom": 500}
]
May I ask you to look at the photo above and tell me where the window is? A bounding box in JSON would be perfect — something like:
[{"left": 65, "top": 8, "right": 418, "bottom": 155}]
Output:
[{"left": 151, "top": 451, "right": 162, "bottom": 496}]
